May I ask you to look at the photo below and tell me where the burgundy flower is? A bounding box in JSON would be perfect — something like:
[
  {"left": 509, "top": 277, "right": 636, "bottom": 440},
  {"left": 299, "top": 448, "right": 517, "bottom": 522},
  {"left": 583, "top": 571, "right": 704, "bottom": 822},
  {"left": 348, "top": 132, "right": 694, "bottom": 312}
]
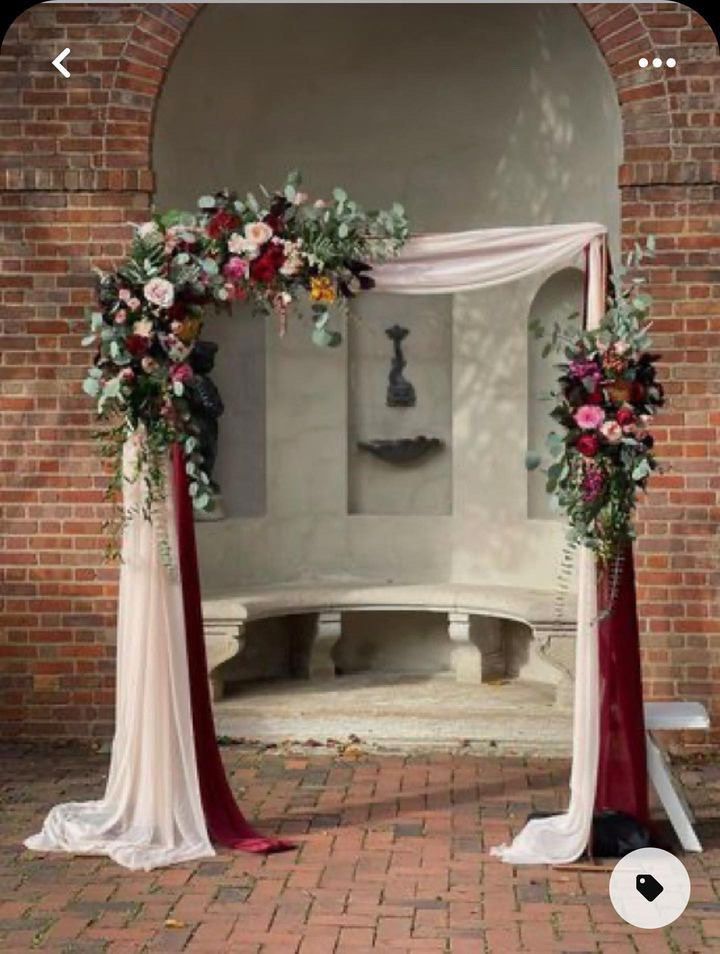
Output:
[
  {"left": 616, "top": 407, "right": 635, "bottom": 427},
  {"left": 630, "top": 381, "right": 647, "bottom": 403},
  {"left": 206, "top": 210, "right": 240, "bottom": 239},
  {"left": 585, "top": 389, "right": 603, "bottom": 406},
  {"left": 575, "top": 433, "right": 600, "bottom": 457},
  {"left": 125, "top": 334, "right": 149, "bottom": 357},
  {"left": 581, "top": 466, "right": 605, "bottom": 502},
  {"left": 249, "top": 244, "right": 285, "bottom": 284},
  {"left": 167, "top": 302, "right": 186, "bottom": 324},
  {"left": 263, "top": 212, "right": 285, "bottom": 234}
]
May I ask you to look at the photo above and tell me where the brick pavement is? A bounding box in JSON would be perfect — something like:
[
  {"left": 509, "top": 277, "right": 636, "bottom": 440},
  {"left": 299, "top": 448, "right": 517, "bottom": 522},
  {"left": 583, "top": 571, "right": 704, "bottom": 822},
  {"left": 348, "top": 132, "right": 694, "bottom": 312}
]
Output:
[{"left": 1, "top": 742, "right": 719, "bottom": 953}]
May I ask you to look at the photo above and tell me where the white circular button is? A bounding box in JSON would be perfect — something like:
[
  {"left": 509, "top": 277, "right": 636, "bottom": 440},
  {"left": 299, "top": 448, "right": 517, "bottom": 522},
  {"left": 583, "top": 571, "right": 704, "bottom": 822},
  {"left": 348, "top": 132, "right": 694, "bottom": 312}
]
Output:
[
  {"left": 652, "top": 57, "right": 663, "bottom": 68},
  {"left": 609, "top": 848, "right": 691, "bottom": 929},
  {"left": 638, "top": 57, "right": 649, "bottom": 68},
  {"left": 666, "top": 58, "right": 677, "bottom": 68}
]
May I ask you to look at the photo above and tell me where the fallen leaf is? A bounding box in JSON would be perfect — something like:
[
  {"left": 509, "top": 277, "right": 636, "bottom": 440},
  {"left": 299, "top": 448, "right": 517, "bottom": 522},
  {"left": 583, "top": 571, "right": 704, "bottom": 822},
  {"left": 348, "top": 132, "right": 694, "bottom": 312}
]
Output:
[{"left": 164, "top": 919, "right": 186, "bottom": 929}]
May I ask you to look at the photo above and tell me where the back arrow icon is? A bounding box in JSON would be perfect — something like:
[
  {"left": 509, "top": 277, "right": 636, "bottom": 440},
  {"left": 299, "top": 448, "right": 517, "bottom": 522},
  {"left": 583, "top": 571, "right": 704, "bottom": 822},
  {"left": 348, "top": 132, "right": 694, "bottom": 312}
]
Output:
[{"left": 52, "top": 48, "right": 71, "bottom": 78}]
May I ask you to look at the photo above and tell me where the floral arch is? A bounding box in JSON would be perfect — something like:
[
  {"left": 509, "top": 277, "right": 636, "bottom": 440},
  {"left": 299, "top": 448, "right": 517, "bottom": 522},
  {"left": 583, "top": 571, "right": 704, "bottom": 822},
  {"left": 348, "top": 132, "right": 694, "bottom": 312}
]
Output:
[{"left": 26, "top": 168, "right": 664, "bottom": 874}]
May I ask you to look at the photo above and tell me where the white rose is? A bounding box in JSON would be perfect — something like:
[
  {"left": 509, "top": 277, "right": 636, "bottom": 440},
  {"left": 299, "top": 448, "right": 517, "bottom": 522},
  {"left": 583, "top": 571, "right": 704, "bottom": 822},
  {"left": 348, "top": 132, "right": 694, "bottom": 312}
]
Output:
[
  {"left": 600, "top": 420, "right": 623, "bottom": 443},
  {"left": 143, "top": 277, "right": 175, "bottom": 309},
  {"left": 228, "top": 232, "right": 258, "bottom": 256},
  {"left": 137, "top": 221, "right": 162, "bottom": 241},
  {"left": 244, "top": 221, "right": 273, "bottom": 246}
]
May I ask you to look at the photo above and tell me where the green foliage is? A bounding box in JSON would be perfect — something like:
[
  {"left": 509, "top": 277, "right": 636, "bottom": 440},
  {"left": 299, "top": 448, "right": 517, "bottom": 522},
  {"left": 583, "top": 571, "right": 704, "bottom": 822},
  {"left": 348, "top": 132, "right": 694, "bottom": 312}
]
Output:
[
  {"left": 83, "top": 172, "right": 409, "bottom": 555},
  {"left": 527, "top": 238, "right": 664, "bottom": 563}
]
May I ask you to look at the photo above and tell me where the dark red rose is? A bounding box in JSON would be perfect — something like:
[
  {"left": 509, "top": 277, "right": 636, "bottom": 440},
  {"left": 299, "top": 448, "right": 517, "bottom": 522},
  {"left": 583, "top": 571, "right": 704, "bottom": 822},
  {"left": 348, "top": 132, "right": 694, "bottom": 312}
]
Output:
[
  {"left": 630, "top": 381, "right": 646, "bottom": 403},
  {"left": 263, "top": 212, "right": 285, "bottom": 234},
  {"left": 616, "top": 407, "right": 635, "bottom": 427},
  {"left": 576, "top": 433, "right": 600, "bottom": 457},
  {"left": 125, "top": 334, "right": 149, "bottom": 357},
  {"left": 167, "top": 302, "right": 186, "bottom": 324},
  {"left": 206, "top": 210, "right": 240, "bottom": 239},
  {"left": 585, "top": 389, "right": 603, "bottom": 406},
  {"left": 249, "top": 243, "right": 285, "bottom": 284}
]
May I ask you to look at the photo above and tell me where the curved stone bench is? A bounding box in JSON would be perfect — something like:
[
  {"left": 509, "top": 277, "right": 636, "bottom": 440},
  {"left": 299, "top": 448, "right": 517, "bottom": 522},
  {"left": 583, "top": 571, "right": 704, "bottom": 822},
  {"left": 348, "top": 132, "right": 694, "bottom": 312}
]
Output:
[{"left": 202, "top": 581, "right": 576, "bottom": 706}]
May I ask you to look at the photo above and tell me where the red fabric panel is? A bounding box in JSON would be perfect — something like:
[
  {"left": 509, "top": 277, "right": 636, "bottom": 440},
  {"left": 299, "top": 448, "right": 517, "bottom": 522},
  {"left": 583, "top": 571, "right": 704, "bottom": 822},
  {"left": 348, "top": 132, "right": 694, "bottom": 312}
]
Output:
[
  {"left": 594, "top": 545, "right": 649, "bottom": 824},
  {"left": 171, "top": 444, "right": 295, "bottom": 853}
]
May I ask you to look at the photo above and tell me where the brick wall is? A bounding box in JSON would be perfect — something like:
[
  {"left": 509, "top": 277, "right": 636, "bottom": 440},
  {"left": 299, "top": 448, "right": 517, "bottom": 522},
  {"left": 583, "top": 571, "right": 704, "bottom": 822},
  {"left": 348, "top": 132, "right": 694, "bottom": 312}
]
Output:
[{"left": 1, "top": 3, "right": 718, "bottom": 744}]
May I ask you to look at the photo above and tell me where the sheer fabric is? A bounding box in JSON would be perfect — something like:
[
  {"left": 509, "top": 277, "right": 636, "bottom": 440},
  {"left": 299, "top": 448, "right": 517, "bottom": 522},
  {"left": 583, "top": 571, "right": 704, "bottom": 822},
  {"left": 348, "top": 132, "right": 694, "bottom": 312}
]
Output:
[
  {"left": 25, "top": 436, "right": 214, "bottom": 871},
  {"left": 373, "top": 222, "right": 607, "bottom": 295},
  {"left": 378, "top": 225, "right": 608, "bottom": 865}
]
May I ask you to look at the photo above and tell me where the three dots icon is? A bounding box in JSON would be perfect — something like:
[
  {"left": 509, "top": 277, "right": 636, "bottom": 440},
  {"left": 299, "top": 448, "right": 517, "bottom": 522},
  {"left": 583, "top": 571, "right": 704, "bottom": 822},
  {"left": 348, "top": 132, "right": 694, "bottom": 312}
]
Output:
[{"left": 639, "top": 56, "right": 676, "bottom": 68}]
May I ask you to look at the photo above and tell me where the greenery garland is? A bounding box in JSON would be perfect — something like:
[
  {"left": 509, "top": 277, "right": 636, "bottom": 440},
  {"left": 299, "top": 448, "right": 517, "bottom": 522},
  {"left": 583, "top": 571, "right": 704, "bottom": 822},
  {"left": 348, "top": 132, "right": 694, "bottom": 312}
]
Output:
[
  {"left": 83, "top": 172, "right": 408, "bottom": 554},
  {"left": 528, "top": 238, "right": 664, "bottom": 567}
]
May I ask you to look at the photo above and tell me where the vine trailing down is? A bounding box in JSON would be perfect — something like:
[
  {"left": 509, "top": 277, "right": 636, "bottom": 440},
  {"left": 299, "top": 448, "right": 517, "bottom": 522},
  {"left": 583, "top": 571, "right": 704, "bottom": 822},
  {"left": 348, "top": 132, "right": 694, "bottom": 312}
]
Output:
[
  {"left": 82, "top": 172, "right": 408, "bottom": 548},
  {"left": 528, "top": 239, "right": 664, "bottom": 574}
]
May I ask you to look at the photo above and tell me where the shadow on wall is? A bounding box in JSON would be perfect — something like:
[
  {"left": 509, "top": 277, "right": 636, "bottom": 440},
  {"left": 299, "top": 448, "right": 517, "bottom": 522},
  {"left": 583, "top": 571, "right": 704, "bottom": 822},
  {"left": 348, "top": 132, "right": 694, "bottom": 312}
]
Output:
[{"left": 153, "top": 3, "right": 621, "bottom": 587}]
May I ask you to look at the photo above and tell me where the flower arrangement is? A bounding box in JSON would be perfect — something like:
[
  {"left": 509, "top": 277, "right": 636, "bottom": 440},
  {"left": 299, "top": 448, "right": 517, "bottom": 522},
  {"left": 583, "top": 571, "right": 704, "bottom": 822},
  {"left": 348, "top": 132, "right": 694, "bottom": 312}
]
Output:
[
  {"left": 528, "top": 239, "right": 664, "bottom": 563},
  {"left": 83, "top": 172, "right": 408, "bottom": 548}
]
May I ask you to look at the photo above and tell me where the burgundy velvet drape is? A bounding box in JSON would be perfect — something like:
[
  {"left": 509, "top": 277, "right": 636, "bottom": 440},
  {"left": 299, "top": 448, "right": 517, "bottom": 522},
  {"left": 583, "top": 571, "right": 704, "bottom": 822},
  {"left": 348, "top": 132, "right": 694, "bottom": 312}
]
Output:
[
  {"left": 594, "top": 545, "right": 649, "bottom": 825},
  {"left": 172, "top": 444, "right": 294, "bottom": 853}
]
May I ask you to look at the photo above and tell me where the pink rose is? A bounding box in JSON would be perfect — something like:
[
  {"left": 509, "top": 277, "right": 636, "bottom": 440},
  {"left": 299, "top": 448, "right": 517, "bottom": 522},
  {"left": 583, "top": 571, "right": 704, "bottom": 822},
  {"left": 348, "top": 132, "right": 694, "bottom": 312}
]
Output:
[
  {"left": 143, "top": 277, "right": 175, "bottom": 309},
  {"left": 600, "top": 420, "right": 623, "bottom": 443},
  {"left": 114, "top": 309, "right": 127, "bottom": 324},
  {"left": 118, "top": 288, "right": 131, "bottom": 303},
  {"left": 119, "top": 368, "right": 135, "bottom": 384},
  {"left": 128, "top": 297, "right": 141, "bottom": 311},
  {"left": 244, "top": 221, "right": 273, "bottom": 246},
  {"left": 223, "top": 256, "right": 249, "bottom": 281},
  {"left": 170, "top": 363, "right": 193, "bottom": 384},
  {"left": 574, "top": 405, "right": 605, "bottom": 430}
]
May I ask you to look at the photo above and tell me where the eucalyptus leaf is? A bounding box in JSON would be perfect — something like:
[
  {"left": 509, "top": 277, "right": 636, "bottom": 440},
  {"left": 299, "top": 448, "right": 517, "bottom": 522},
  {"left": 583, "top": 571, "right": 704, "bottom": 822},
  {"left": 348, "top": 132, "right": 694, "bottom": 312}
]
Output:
[{"left": 525, "top": 450, "right": 543, "bottom": 471}]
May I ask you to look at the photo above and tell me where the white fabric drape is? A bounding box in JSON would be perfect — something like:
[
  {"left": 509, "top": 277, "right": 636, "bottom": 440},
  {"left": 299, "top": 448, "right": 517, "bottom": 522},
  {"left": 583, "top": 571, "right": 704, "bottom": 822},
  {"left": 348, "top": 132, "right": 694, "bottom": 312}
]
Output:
[
  {"left": 376, "top": 223, "right": 608, "bottom": 865},
  {"left": 25, "top": 436, "right": 214, "bottom": 871},
  {"left": 373, "top": 222, "right": 606, "bottom": 295}
]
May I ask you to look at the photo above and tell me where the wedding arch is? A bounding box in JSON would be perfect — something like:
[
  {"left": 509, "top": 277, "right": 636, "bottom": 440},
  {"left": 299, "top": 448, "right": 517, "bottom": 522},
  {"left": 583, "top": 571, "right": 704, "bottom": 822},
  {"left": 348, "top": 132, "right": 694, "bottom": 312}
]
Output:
[{"left": 25, "top": 175, "right": 662, "bottom": 870}]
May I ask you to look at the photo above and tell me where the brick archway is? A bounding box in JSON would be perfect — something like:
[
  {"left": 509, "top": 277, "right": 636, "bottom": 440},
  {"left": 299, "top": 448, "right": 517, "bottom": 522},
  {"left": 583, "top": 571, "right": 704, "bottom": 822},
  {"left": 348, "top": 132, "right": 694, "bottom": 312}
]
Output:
[
  {"left": 95, "top": 4, "right": 691, "bottom": 189},
  {"left": 1, "top": 3, "right": 718, "bottom": 741}
]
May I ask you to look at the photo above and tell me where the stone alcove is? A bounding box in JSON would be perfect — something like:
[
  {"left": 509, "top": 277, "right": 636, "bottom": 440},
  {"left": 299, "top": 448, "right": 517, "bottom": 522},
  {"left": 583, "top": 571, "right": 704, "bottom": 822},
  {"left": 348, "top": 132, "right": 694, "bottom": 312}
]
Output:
[{"left": 153, "top": 3, "right": 621, "bottom": 700}]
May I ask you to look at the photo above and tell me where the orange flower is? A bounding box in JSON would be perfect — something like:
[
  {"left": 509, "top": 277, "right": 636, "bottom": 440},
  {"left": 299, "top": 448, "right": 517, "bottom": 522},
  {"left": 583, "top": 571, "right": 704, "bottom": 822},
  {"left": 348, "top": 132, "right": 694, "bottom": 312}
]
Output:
[
  {"left": 176, "top": 317, "right": 202, "bottom": 345},
  {"left": 309, "top": 275, "right": 336, "bottom": 304}
]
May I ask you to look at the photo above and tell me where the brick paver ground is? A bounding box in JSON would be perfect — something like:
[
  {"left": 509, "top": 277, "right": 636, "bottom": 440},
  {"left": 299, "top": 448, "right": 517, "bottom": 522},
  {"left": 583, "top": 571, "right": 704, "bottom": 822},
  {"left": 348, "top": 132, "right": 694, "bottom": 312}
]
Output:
[{"left": 2, "top": 742, "right": 719, "bottom": 953}]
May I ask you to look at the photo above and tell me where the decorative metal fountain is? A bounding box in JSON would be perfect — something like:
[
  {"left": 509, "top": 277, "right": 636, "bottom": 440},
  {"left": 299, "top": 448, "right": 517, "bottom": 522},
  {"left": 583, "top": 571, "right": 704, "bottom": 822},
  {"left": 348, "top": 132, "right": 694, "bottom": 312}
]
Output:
[{"left": 357, "top": 324, "right": 444, "bottom": 464}]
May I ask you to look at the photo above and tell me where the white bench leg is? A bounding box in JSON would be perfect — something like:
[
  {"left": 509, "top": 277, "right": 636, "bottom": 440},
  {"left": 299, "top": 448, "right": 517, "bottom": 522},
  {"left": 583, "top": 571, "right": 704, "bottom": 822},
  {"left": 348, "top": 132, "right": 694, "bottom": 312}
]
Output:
[
  {"left": 448, "top": 612, "right": 481, "bottom": 684},
  {"left": 204, "top": 621, "right": 245, "bottom": 702},
  {"left": 646, "top": 731, "right": 702, "bottom": 852},
  {"left": 308, "top": 611, "right": 341, "bottom": 679}
]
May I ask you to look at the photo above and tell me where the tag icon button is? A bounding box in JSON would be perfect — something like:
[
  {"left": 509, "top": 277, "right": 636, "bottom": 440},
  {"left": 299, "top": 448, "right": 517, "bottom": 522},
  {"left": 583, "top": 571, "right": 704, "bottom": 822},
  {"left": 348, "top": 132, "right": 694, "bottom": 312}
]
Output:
[{"left": 636, "top": 874, "right": 664, "bottom": 902}]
